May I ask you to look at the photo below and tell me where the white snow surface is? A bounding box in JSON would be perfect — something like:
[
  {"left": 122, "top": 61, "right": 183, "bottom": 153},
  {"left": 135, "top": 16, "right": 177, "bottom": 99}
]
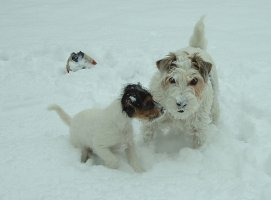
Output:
[{"left": 1, "top": 0, "right": 271, "bottom": 199}]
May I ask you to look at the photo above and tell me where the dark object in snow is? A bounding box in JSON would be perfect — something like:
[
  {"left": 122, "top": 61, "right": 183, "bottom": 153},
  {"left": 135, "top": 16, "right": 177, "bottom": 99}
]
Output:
[{"left": 66, "top": 51, "right": 97, "bottom": 73}]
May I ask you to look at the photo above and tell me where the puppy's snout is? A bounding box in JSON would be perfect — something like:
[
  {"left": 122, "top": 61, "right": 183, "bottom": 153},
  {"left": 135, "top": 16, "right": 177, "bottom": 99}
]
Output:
[
  {"left": 160, "top": 107, "right": 165, "bottom": 114},
  {"left": 154, "top": 101, "right": 163, "bottom": 110},
  {"left": 153, "top": 101, "right": 165, "bottom": 115}
]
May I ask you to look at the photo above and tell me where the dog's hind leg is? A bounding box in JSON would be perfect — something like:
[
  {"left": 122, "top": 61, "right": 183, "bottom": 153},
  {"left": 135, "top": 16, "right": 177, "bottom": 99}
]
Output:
[{"left": 81, "top": 147, "right": 93, "bottom": 163}]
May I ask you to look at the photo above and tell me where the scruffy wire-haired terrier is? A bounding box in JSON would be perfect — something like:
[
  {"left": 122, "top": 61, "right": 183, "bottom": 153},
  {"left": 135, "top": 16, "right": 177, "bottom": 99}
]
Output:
[{"left": 143, "top": 17, "right": 219, "bottom": 148}]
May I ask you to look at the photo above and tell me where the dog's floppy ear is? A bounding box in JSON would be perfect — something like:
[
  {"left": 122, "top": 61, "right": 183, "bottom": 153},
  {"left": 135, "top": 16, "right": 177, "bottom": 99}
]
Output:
[
  {"left": 190, "top": 53, "right": 212, "bottom": 82},
  {"left": 121, "top": 85, "right": 137, "bottom": 117},
  {"left": 156, "top": 53, "right": 177, "bottom": 73},
  {"left": 122, "top": 98, "right": 135, "bottom": 117}
]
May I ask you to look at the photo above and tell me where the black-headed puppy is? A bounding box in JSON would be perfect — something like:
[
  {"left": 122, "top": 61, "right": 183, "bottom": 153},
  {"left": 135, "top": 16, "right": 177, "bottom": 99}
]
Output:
[{"left": 49, "top": 83, "right": 164, "bottom": 172}]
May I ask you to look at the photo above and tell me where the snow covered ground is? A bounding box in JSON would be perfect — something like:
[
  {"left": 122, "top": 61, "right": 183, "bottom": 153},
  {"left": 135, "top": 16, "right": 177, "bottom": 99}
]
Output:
[{"left": 1, "top": 0, "right": 271, "bottom": 199}]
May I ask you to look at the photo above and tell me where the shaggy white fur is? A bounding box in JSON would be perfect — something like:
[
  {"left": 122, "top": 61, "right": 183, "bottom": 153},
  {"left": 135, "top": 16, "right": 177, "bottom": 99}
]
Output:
[
  {"left": 48, "top": 100, "right": 144, "bottom": 172},
  {"left": 143, "top": 17, "right": 219, "bottom": 148},
  {"left": 48, "top": 84, "right": 164, "bottom": 172}
]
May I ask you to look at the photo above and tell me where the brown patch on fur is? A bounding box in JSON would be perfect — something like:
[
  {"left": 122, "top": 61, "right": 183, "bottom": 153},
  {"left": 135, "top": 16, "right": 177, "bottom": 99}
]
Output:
[
  {"left": 143, "top": 96, "right": 153, "bottom": 104},
  {"left": 133, "top": 108, "right": 161, "bottom": 120},
  {"left": 156, "top": 53, "right": 177, "bottom": 72},
  {"left": 189, "top": 53, "right": 212, "bottom": 82},
  {"left": 133, "top": 96, "right": 162, "bottom": 120},
  {"left": 192, "top": 76, "right": 205, "bottom": 97}
]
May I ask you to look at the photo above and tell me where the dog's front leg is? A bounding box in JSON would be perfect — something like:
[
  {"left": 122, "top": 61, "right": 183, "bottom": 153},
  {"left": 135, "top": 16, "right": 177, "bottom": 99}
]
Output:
[
  {"left": 125, "top": 143, "right": 145, "bottom": 173},
  {"left": 93, "top": 144, "right": 120, "bottom": 169},
  {"left": 193, "top": 134, "right": 202, "bottom": 148},
  {"left": 192, "top": 129, "right": 207, "bottom": 148}
]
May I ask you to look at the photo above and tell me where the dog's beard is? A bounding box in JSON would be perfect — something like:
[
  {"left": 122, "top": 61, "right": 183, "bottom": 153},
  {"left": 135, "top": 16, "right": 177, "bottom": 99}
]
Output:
[{"left": 164, "top": 92, "right": 200, "bottom": 120}]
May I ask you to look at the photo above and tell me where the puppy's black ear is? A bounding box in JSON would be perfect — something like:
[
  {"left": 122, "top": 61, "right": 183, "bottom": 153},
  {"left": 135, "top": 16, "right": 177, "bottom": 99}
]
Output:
[
  {"left": 123, "top": 104, "right": 135, "bottom": 117},
  {"left": 136, "top": 82, "right": 142, "bottom": 88},
  {"left": 122, "top": 98, "right": 135, "bottom": 117},
  {"left": 190, "top": 53, "right": 212, "bottom": 82},
  {"left": 156, "top": 53, "right": 177, "bottom": 73}
]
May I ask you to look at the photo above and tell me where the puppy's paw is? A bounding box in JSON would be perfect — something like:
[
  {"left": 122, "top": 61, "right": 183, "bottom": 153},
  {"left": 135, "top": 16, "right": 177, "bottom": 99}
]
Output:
[
  {"left": 81, "top": 147, "right": 93, "bottom": 163},
  {"left": 105, "top": 158, "right": 120, "bottom": 169},
  {"left": 132, "top": 163, "right": 145, "bottom": 173}
]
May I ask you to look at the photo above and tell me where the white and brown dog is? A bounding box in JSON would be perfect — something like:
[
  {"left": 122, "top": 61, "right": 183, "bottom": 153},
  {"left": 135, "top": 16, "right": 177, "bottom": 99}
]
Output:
[
  {"left": 48, "top": 84, "right": 164, "bottom": 172},
  {"left": 142, "top": 17, "right": 219, "bottom": 148}
]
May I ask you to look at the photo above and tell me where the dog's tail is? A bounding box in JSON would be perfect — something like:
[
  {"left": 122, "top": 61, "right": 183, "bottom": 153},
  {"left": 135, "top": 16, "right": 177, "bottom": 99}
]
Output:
[
  {"left": 48, "top": 104, "right": 72, "bottom": 127},
  {"left": 189, "top": 16, "right": 207, "bottom": 50}
]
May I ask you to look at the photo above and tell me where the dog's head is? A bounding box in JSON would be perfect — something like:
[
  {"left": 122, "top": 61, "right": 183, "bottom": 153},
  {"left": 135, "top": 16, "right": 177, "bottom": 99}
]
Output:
[
  {"left": 156, "top": 52, "right": 212, "bottom": 119},
  {"left": 66, "top": 51, "right": 97, "bottom": 73},
  {"left": 121, "top": 83, "right": 164, "bottom": 121}
]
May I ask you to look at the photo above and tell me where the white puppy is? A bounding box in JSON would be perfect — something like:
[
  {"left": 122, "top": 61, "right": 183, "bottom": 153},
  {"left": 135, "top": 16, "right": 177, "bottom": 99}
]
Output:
[
  {"left": 143, "top": 17, "right": 219, "bottom": 148},
  {"left": 49, "top": 84, "right": 164, "bottom": 172}
]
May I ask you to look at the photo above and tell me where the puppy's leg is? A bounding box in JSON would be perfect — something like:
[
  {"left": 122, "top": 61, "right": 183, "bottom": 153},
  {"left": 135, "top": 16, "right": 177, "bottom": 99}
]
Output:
[
  {"left": 81, "top": 147, "right": 93, "bottom": 163},
  {"left": 93, "top": 145, "right": 120, "bottom": 169},
  {"left": 125, "top": 143, "right": 145, "bottom": 173}
]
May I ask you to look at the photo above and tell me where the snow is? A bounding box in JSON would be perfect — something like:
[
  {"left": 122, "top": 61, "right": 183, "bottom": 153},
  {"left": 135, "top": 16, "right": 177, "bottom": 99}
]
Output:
[
  {"left": 1, "top": 0, "right": 271, "bottom": 199},
  {"left": 129, "top": 96, "right": 137, "bottom": 102}
]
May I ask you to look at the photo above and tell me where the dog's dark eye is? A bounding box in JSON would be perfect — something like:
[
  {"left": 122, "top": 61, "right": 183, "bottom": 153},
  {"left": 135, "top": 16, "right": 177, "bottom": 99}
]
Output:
[
  {"left": 190, "top": 78, "right": 198, "bottom": 86},
  {"left": 169, "top": 77, "right": 176, "bottom": 84},
  {"left": 71, "top": 53, "right": 79, "bottom": 62}
]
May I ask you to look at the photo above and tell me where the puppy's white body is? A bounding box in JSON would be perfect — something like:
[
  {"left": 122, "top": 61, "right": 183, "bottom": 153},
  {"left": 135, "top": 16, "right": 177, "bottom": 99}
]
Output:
[
  {"left": 70, "top": 100, "right": 131, "bottom": 149},
  {"left": 49, "top": 100, "right": 144, "bottom": 172},
  {"left": 143, "top": 18, "right": 219, "bottom": 147}
]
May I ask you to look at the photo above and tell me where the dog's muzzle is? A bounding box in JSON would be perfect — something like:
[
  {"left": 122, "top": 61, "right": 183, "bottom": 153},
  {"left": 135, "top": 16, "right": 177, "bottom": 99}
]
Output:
[
  {"left": 148, "top": 102, "right": 165, "bottom": 121},
  {"left": 176, "top": 100, "right": 187, "bottom": 113}
]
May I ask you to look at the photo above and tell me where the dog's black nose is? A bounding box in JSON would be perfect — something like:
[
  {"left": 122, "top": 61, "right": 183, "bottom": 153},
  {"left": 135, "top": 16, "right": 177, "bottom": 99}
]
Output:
[
  {"left": 176, "top": 102, "right": 187, "bottom": 108},
  {"left": 160, "top": 107, "right": 165, "bottom": 114}
]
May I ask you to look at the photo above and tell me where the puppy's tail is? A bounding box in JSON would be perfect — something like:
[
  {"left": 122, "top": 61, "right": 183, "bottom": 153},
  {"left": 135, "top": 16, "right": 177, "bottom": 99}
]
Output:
[
  {"left": 48, "top": 104, "right": 71, "bottom": 127},
  {"left": 189, "top": 16, "right": 207, "bottom": 50}
]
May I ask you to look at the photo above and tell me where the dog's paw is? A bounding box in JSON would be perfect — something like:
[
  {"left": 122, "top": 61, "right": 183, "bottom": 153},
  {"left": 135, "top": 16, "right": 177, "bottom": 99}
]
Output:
[
  {"left": 80, "top": 147, "right": 93, "bottom": 163},
  {"left": 192, "top": 134, "right": 204, "bottom": 148},
  {"left": 132, "top": 164, "right": 145, "bottom": 173},
  {"left": 105, "top": 158, "right": 120, "bottom": 169},
  {"left": 128, "top": 158, "right": 145, "bottom": 173}
]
